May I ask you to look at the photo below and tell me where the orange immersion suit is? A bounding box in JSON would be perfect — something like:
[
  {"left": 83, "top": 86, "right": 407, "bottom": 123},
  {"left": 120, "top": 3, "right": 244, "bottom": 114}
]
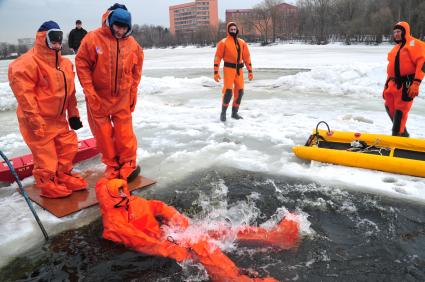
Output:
[
  {"left": 76, "top": 8, "right": 144, "bottom": 180},
  {"left": 8, "top": 29, "right": 87, "bottom": 198},
  {"left": 214, "top": 22, "right": 253, "bottom": 121},
  {"left": 96, "top": 178, "right": 300, "bottom": 282},
  {"left": 383, "top": 21, "right": 425, "bottom": 136}
]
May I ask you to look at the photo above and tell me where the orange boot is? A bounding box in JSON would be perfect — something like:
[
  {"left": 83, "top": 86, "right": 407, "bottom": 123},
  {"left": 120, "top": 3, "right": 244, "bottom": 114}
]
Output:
[
  {"left": 57, "top": 171, "right": 88, "bottom": 191},
  {"left": 35, "top": 172, "right": 72, "bottom": 198},
  {"left": 119, "top": 161, "right": 140, "bottom": 182},
  {"left": 104, "top": 165, "right": 120, "bottom": 179}
]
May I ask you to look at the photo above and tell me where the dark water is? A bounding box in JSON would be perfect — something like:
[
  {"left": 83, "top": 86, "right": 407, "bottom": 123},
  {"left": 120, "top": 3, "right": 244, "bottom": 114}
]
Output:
[{"left": 1, "top": 168, "right": 425, "bottom": 281}]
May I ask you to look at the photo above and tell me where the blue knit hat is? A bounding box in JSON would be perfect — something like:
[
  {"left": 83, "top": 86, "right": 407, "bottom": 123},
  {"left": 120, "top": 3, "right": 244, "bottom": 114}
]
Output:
[{"left": 38, "top": 21, "right": 60, "bottom": 32}]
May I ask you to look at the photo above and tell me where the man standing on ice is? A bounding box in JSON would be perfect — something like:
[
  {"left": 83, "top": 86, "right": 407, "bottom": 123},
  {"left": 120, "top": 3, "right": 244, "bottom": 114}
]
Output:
[
  {"left": 214, "top": 22, "right": 254, "bottom": 122},
  {"left": 76, "top": 4, "right": 144, "bottom": 181},
  {"left": 383, "top": 21, "right": 425, "bottom": 137},
  {"left": 68, "top": 20, "right": 87, "bottom": 53},
  {"left": 8, "top": 21, "right": 87, "bottom": 198}
]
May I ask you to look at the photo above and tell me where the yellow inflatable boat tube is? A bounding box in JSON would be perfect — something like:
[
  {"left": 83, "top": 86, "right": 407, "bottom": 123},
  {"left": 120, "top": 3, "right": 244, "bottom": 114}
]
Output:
[{"left": 293, "top": 129, "right": 425, "bottom": 178}]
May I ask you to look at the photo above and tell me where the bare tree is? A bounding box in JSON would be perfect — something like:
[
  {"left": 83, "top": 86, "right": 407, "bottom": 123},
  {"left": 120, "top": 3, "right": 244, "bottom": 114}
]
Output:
[
  {"left": 264, "top": 0, "right": 283, "bottom": 42},
  {"left": 369, "top": 6, "right": 393, "bottom": 43},
  {"left": 251, "top": 2, "right": 273, "bottom": 44},
  {"left": 334, "top": 0, "right": 365, "bottom": 43},
  {"left": 132, "top": 24, "right": 175, "bottom": 48}
]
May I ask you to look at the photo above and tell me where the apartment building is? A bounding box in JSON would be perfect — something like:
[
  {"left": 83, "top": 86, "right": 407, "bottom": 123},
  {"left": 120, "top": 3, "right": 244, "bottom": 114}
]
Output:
[{"left": 169, "top": 0, "right": 218, "bottom": 35}]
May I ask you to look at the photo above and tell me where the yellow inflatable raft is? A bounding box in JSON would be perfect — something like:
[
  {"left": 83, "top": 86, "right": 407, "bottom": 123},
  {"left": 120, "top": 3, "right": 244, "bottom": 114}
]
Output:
[{"left": 293, "top": 125, "right": 425, "bottom": 178}]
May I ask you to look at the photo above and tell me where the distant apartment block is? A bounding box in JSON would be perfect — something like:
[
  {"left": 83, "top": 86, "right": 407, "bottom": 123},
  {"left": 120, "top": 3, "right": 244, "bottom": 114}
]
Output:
[
  {"left": 18, "top": 38, "right": 35, "bottom": 48},
  {"left": 225, "top": 9, "right": 253, "bottom": 36},
  {"left": 226, "top": 3, "right": 298, "bottom": 39},
  {"left": 169, "top": 0, "right": 218, "bottom": 35}
]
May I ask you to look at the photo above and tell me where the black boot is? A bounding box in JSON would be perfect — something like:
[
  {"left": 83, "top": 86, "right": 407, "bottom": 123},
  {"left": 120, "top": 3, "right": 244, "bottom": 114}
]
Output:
[
  {"left": 392, "top": 110, "right": 403, "bottom": 136},
  {"left": 220, "top": 106, "right": 227, "bottom": 122},
  {"left": 127, "top": 165, "right": 141, "bottom": 183},
  {"left": 233, "top": 89, "right": 244, "bottom": 120},
  {"left": 400, "top": 129, "right": 410, "bottom": 137},
  {"left": 221, "top": 89, "right": 233, "bottom": 122},
  {"left": 231, "top": 107, "right": 243, "bottom": 119}
]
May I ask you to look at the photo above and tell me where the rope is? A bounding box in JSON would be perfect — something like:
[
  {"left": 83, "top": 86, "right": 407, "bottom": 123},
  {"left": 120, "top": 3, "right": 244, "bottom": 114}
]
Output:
[
  {"left": 0, "top": 150, "right": 49, "bottom": 241},
  {"left": 347, "top": 139, "right": 391, "bottom": 156}
]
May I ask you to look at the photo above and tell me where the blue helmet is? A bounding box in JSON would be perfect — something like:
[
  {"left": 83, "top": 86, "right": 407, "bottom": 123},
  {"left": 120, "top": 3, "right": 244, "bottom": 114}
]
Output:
[
  {"left": 38, "top": 20, "right": 60, "bottom": 32},
  {"left": 108, "top": 7, "right": 132, "bottom": 36},
  {"left": 108, "top": 3, "right": 128, "bottom": 11}
]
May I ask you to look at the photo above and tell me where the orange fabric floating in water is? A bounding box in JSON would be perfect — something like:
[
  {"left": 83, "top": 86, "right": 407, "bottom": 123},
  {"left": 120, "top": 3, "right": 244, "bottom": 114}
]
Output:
[{"left": 96, "top": 178, "right": 300, "bottom": 282}]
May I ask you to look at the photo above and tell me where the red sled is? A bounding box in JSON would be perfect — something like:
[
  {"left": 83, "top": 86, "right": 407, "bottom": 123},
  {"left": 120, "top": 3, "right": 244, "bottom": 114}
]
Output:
[{"left": 0, "top": 138, "right": 99, "bottom": 183}]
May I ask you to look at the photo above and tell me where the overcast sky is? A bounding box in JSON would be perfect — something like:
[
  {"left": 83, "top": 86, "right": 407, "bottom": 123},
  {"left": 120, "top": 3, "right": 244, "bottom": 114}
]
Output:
[{"left": 0, "top": 0, "right": 296, "bottom": 43}]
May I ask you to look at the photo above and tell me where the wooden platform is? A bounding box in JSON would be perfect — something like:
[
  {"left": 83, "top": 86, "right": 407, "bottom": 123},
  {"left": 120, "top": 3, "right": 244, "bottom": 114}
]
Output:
[{"left": 24, "top": 171, "right": 156, "bottom": 218}]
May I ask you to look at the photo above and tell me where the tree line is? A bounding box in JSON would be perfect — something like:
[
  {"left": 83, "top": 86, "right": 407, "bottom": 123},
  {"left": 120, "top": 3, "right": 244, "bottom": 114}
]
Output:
[
  {"left": 2, "top": 0, "right": 424, "bottom": 59},
  {"left": 297, "top": 0, "right": 425, "bottom": 44},
  {"left": 132, "top": 0, "right": 425, "bottom": 47},
  {"left": 0, "top": 41, "right": 75, "bottom": 59}
]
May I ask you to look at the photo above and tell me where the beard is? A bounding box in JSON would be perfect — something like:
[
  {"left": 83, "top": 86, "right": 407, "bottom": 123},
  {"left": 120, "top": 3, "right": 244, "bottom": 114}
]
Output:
[{"left": 393, "top": 36, "right": 405, "bottom": 44}]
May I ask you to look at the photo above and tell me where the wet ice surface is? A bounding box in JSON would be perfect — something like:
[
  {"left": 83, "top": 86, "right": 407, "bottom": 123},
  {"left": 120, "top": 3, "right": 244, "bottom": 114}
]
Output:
[
  {"left": 1, "top": 168, "right": 424, "bottom": 282},
  {"left": 1, "top": 44, "right": 425, "bottom": 278}
]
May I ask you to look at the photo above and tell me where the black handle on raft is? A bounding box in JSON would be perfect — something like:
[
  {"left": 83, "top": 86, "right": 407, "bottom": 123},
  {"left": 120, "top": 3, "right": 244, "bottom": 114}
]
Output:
[
  {"left": 305, "top": 121, "right": 332, "bottom": 146},
  {"left": 0, "top": 150, "right": 49, "bottom": 241},
  {"left": 315, "top": 121, "right": 331, "bottom": 136}
]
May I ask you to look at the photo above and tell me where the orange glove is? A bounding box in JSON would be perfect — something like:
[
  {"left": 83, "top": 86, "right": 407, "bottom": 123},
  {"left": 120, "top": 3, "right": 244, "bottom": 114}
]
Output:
[
  {"left": 408, "top": 81, "right": 420, "bottom": 98},
  {"left": 214, "top": 72, "right": 221, "bottom": 82},
  {"left": 248, "top": 72, "right": 254, "bottom": 81}
]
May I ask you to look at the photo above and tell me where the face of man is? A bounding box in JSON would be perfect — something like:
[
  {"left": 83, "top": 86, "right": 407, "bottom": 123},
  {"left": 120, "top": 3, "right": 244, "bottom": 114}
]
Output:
[
  {"left": 76, "top": 23, "right": 82, "bottom": 29},
  {"left": 112, "top": 24, "right": 128, "bottom": 39},
  {"left": 393, "top": 29, "right": 403, "bottom": 42},
  {"left": 50, "top": 41, "right": 62, "bottom": 50},
  {"left": 46, "top": 29, "right": 63, "bottom": 50},
  {"left": 229, "top": 26, "right": 237, "bottom": 34}
]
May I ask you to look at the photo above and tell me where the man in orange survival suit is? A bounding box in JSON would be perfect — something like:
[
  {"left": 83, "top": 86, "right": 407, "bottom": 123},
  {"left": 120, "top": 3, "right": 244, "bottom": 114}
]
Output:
[
  {"left": 76, "top": 4, "right": 144, "bottom": 181},
  {"left": 214, "top": 22, "right": 253, "bottom": 122},
  {"left": 96, "top": 178, "right": 300, "bottom": 282},
  {"left": 383, "top": 21, "right": 425, "bottom": 137},
  {"left": 8, "top": 21, "right": 87, "bottom": 198}
]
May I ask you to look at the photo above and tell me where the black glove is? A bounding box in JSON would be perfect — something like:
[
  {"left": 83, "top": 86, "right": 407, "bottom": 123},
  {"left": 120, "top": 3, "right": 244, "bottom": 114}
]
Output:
[{"left": 69, "top": 117, "right": 83, "bottom": 130}]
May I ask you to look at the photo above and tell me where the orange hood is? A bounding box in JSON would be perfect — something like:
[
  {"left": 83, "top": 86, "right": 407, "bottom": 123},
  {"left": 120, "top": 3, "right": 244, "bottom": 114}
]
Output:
[
  {"left": 102, "top": 9, "right": 112, "bottom": 28},
  {"left": 227, "top": 22, "right": 238, "bottom": 38},
  {"left": 33, "top": 31, "right": 62, "bottom": 66},
  {"left": 394, "top": 21, "right": 411, "bottom": 42},
  {"left": 96, "top": 178, "right": 131, "bottom": 212}
]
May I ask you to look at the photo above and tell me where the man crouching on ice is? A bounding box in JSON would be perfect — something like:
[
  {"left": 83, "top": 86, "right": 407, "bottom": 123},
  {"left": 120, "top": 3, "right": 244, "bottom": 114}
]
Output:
[{"left": 96, "top": 178, "right": 300, "bottom": 282}]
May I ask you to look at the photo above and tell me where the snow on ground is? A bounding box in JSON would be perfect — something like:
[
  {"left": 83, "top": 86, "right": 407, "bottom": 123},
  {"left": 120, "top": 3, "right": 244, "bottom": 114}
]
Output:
[{"left": 1, "top": 43, "right": 425, "bottom": 268}]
